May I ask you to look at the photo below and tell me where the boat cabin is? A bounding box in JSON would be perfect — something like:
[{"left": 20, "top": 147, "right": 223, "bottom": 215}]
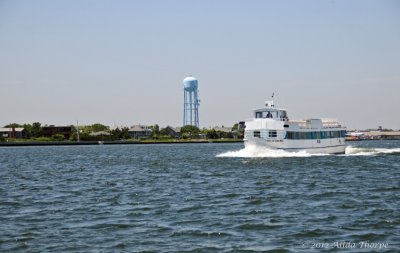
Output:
[{"left": 253, "top": 101, "right": 288, "bottom": 121}]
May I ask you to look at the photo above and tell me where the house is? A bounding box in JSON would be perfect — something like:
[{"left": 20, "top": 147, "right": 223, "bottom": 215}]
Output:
[
  {"left": 212, "top": 126, "right": 236, "bottom": 138},
  {"left": 42, "top": 126, "right": 72, "bottom": 139},
  {"left": 128, "top": 125, "right": 152, "bottom": 139},
  {"left": 162, "top": 126, "right": 181, "bottom": 138},
  {"left": 0, "top": 127, "right": 28, "bottom": 139}
]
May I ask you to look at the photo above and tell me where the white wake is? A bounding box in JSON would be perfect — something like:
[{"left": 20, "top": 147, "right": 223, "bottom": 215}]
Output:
[
  {"left": 343, "top": 146, "right": 400, "bottom": 156},
  {"left": 216, "top": 145, "right": 400, "bottom": 158}
]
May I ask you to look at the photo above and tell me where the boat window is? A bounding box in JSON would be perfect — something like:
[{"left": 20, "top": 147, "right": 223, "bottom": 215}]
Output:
[
  {"left": 269, "top": 130, "right": 277, "bottom": 137},
  {"left": 285, "top": 131, "right": 344, "bottom": 140},
  {"left": 255, "top": 112, "right": 263, "bottom": 118},
  {"left": 254, "top": 131, "right": 261, "bottom": 138},
  {"left": 280, "top": 110, "right": 288, "bottom": 119}
]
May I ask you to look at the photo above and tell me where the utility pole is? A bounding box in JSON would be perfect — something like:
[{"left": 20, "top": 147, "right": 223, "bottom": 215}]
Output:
[{"left": 76, "top": 120, "right": 80, "bottom": 142}]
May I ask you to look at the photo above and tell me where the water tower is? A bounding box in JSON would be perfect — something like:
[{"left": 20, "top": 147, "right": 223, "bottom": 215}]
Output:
[{"left": 183, "top": 76, "right": 200, "bottom": 128}]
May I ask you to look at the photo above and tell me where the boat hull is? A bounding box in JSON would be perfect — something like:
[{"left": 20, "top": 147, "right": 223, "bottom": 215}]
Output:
[{"left": 244, "top": 139, "right": 346, "bottom": 154}]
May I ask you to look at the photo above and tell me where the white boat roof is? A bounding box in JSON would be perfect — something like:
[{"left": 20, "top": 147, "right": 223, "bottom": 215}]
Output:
[{"left": 253, "top": 101, "right": 286, "bottom": 112}]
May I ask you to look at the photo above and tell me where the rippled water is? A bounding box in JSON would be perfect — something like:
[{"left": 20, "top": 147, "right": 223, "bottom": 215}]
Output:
[{"left": 1, "top": 141, "right": 399, "bottom": 252}]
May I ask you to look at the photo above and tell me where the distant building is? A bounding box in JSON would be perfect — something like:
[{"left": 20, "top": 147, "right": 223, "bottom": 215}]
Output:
[
  {"left": 213, "top": 126, "right": 233, "bottom": 133},
  {"left": 0, "top": 127, "right": 28, "bottom": 139},
  {"left": 346, "top": 130, "right": 400, "bottom": 140},
  {"left": 364, "top": 131, "right": 400, "bottom": 140},
  {"left": 42, "top": 126, "right": 72, "bottom": 139},
  {"left": 162, "top": 126, "right": 181, "bottom": 138},
  {"left": 213, "top": 126, "right": 236, "bottom": 138},
  {"left": 89, "top": 131, "right": 111, "bottom": 137},
  {"left": 128, "top": 125, "right": 152, "bottom": 139}
]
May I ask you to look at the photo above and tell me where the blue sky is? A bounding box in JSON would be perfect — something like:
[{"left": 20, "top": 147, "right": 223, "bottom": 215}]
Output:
[{"left": 1, "top": 0, "right": 399, "bottom": 129}]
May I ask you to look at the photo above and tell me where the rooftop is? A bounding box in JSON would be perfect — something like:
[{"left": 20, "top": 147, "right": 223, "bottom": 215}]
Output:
[{"left": 0, "top": 128, "right": 25, "bottom": 132}]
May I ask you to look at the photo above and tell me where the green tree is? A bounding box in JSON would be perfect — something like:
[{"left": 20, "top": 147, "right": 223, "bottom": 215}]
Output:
[
  {"left": 4, "top": 123, "right": 22, "bottom": 128},
  {"left": 149, "top": 124, "right": 160, "bottom": 139},
  {"left": 79, "top": 131, "right": 90, "bottom": 141},
  {"left": 111, "top": 128, "right": 121, "bottom": 139},
  {"left": 31, "top": 122, "right": 42, "bottom": 137},
  {"left": 120, "top": 127, "right": 130, "bottom": 139},
  {"left": 205, "top": 129, "right": 218, "bottom": 139},
  {"left": 220, "top": 131, "right": 233, "bottom": 138},
  {"left": 111, "top": 127, "right": 131, "bottom": 140},
  {"left": 69, "top": 125, "right": 78, "bottom": 141},
  {"left": 180, "top": 125, "right": 200, "bottom": 138},
  {"left": 232, "top": 123, "right": 244, "bottom": 138},
  {"left": 52, "top": 134, "right": 65, "bottom": 141},
  {"left": 232, "top": 123, "right": 238, "bottom": 131},
  {"left": 22, "top": 124, "right": 33, "bottom": 138},
  {"left": 89, "top": 123, "right": 109, "bottom": 132}
]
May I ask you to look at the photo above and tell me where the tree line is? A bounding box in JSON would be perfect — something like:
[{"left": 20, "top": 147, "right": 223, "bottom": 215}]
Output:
[{"left": 2, "top": 123, "right": 243, "bottom": 141}]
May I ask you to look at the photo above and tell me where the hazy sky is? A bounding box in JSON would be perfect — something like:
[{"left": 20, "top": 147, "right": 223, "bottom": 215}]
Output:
[{"left": 1, "top": 0, "right": 399, "bottom": 130}]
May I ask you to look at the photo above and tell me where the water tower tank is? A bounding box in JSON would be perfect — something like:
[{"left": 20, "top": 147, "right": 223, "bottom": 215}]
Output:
[
  {"left": 183, "top": 76, "right": 198, "bottom": 92},
  {"left": 182, "top": 76, "right": 200, "bottom": 128}
]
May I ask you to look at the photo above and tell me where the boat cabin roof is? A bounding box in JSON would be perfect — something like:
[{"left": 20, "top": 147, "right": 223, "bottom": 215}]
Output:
[{"left": 253, "top": 107, "right": 285, "bottom": 113}]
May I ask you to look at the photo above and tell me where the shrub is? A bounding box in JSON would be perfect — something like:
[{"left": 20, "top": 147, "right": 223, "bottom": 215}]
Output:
[{"left": 52, "top": 134, "right": 65, "bottom": 141}]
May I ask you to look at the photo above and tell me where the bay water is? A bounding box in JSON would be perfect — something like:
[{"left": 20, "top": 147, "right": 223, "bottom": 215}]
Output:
[{"left": 1, "top": 141, "right": 399, "bottom": 252}]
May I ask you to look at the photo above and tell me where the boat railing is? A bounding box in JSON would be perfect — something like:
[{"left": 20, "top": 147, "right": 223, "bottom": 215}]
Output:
[
  {"left": 321, "top": 118, "right": 341, "bottom": 128},
  {"left": 290, "top": 119, "right": 342, "bottom": 129},
  {"left": 245, "top": 118, "right": 341, "bottom": 128},
  {"left": 248, "top": 117, "right": 289, "bottom": 121},
  {"left": 289, "top": 120, "right": 308, "bottom": 128}
]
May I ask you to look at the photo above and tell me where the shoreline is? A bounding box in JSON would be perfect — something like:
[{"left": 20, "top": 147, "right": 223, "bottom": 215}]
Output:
[
  {"left": 1, "top": 138, "right": 399, "bottom": 147},
  {"left": 0, "top": 139, "right": 244, "bottom": 147}
]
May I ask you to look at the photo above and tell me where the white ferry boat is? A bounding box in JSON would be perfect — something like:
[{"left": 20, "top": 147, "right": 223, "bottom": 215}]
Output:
[{"left": 244, "top": 99, "right": 346, "bottom": 154}]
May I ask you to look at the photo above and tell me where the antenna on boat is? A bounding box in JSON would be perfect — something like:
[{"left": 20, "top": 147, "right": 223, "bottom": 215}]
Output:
[
  {"left": 271, "top": 92, "right": 275, "bottom": 107},
  {"left": 265, "top": 93, "right": 275, "bottom": 108}
]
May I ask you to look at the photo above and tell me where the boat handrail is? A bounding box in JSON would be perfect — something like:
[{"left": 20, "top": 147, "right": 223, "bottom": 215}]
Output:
[
  {"left": 245, "top": 118, "right": 342, "bottom": 128},
  {"left": 289, "top": 120, "right": 307, "bottom": 123},
  {"left": 288, "top": 120, "right": 307, "bottom": 128},
  {"left": 321, "top": 118, "right": 341, "bottom": 128},
  {"left": 249, "top": 117, "right": 288, "bottom": 121}
]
